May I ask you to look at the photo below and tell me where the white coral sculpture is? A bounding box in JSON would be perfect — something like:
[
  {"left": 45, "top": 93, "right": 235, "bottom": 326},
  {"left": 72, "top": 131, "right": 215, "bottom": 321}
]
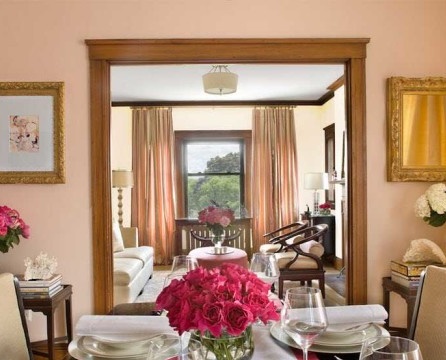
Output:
[
  {"left": 24, "top": 252, "right": 58, "bottom": 280},
  {"left": 402, "top": 238, "right": 446, "bottom": 264}
]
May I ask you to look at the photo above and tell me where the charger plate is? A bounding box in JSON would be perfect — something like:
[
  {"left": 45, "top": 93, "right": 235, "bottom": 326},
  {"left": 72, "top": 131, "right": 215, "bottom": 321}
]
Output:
[{"left": 269, "top": 322, "right": 390, "bottom": 354}]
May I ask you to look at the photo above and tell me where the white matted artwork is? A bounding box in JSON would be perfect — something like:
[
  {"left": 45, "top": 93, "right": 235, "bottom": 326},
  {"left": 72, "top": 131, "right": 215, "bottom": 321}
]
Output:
[{"left": 0, "top": 82, "right": 65, "bottom": 184}]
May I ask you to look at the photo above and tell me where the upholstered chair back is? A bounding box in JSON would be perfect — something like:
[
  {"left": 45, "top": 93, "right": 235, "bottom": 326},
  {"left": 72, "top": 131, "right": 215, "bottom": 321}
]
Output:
[{"left": 0, "top": 273, "right": 33, "bottom": 360}]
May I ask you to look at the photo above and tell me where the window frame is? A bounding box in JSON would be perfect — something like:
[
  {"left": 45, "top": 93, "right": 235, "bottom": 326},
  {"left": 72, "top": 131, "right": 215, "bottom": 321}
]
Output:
[{"left": 175, "top": 130, "right": 252, "bottom": 219}]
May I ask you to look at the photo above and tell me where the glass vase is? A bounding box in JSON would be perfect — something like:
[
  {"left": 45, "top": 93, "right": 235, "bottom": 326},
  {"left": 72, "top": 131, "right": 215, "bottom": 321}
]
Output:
[
  {"left": 210, "top": 230, "right": 224, "bottom": 248},
  {"left": 193, "top": 326, "right": 254, "bottom": 360}
]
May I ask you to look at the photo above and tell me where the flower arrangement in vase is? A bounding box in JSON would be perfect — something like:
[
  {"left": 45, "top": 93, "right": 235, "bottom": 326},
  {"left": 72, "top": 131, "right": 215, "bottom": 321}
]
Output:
[
  {"left": 415, "top": 183, "right": 446, "bottom": 227},
  {"left": 198, "top": 203, "right": 235, "bottom": 246},
  {"left": 0, "top": 205, "right": 30, "bottom": 253},
  {"left": 318, "top": 202, "right": 332, "bottom": 215},
  {"left": 156, "top": 263, "right": 280, "bottom": 359}
]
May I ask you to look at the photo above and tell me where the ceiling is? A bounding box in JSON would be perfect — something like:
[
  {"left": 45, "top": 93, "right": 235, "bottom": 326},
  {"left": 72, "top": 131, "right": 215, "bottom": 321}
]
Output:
[{"left": 110, "top": 64, "right": 345, "bottom": 103}]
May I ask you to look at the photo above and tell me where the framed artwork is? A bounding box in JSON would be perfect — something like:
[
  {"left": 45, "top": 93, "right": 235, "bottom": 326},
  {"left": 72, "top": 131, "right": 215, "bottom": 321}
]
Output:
[{"left": 0, "top": 82, "right": 65, "bottom": 184}]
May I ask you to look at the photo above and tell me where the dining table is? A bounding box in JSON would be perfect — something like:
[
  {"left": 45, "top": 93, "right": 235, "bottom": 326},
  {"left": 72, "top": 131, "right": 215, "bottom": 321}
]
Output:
[{"left": 67, "top": 312, "right": 389, "bottom": 360}]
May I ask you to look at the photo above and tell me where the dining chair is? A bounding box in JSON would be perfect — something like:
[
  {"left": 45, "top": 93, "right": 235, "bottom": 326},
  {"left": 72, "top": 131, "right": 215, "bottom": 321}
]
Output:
[
  {"left": 263, "top": 224, "right": 328, "bottom": 299},
  {"left": 408, "top": 265, "right": 446, "bottom": 360},
  {"left": 0, "top": 273, "right": 34, "bottom": 360},
  {"left": 259, "top": 220, "right": 309, "bottom": 254}
]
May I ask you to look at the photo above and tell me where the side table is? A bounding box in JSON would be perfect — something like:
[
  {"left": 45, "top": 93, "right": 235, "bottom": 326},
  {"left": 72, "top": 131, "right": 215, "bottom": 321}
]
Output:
[
  {"left": 382, "top": 277, "right": 418, "bottom": 336},
  {"left": 189, "top": 247, "right": 248, "bottom": 269},
  {"left": 22, "top": 284, "right": 73, "bottom": 360}
]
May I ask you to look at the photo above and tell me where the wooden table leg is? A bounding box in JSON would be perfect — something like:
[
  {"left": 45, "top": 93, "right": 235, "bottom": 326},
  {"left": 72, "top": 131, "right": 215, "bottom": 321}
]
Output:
[
  {"left": 47, "top": 309, "right": 55, "bottom": 360},
  {"left": 65, "top": 296, "right": 73, "bottom": 342},
  {"left": 383, "top": 286, "right": 390, "bottom": 328}
]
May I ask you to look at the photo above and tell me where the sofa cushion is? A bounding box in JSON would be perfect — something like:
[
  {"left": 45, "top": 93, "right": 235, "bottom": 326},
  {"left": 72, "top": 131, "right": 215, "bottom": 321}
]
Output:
[
  {"left": 112, "top": 219, "right": 125, "bottom": 252},
  {"left": 114, "top": 258, "right": 143, "bottom": 285},
  {"left": 114, "top": 246, "right": 154, "bottom": 266}
]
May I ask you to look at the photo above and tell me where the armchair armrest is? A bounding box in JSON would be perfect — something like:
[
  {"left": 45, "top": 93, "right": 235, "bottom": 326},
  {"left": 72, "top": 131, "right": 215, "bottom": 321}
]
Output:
[{"left": 120, "top": 227, "right": 139, "bottom": 248}]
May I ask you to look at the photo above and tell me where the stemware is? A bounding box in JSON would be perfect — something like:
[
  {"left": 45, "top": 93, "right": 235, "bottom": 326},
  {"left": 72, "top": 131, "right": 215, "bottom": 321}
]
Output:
[
  {"left": 171, "top": 255, "right": 199, "bottom": 274},
  {"left": 359, "top": 336, "right": 423, "bottom": 360},
  {"left": 281, "top": 287, "right": 328, "bottom": 360},
  {"left": 250, "top": 252, "right": 280, "bottom": 286},
  {"left": 146, "top": 334, "right": 204, "bottom": 360}
]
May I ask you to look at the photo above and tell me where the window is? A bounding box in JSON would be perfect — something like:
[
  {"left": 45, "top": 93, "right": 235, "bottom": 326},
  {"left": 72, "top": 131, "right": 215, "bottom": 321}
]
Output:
[{"left": 175, "top": 131, "right": 251, "bottom": 219}]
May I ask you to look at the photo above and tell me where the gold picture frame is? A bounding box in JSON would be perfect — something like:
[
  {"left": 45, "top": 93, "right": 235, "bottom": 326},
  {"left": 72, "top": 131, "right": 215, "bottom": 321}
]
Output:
[
  {"left": 387, "top": 77, "right": 446, "bottom": 182},
  {"left": 0, "top": 82, "right": 65, "bottom": 184}
]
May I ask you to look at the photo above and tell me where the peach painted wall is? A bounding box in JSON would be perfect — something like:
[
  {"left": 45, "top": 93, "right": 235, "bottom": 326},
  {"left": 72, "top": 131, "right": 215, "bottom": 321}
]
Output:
[{"left": 1, "top": 0, "right": 446, "bottom": 339}]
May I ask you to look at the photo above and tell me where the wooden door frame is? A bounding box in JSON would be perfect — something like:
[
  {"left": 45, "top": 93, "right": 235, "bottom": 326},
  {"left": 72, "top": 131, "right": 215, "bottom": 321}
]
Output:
[{"left": 86, "top": 38, "right": 369, "bottom": 314}]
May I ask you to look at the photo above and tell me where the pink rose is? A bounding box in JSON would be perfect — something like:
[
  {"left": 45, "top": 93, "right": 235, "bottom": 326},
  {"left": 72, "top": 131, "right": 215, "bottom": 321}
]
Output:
[
  {"left": 197, "top": 302, "right": 224, "bottom": 336},
  {"left": 0, "top": 226, "right": 7, "bottom": 237},
  {"left": 20, "top": 221, "right": 30, "bottom": 238},
  {"left": 219, "top": 216, "right": 231, "bottom": 227},
  {"left": 222, "top": 302, "right": 253, "bottom": 336}
]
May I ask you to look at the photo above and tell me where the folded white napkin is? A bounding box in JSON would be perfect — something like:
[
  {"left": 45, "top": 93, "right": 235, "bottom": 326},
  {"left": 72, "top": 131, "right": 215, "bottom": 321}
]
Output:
[
  {"left": 325, "top": 304, "right": 388, "bottom": 332},
  {"left": 75, "top": 315, "right": 175, "bottom": 338}
]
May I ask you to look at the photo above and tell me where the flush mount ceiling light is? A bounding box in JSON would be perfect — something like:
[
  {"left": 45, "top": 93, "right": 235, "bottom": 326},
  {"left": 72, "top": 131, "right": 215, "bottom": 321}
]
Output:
[{"left": 202, "top": 65, "right": 238, "bottom": 95}]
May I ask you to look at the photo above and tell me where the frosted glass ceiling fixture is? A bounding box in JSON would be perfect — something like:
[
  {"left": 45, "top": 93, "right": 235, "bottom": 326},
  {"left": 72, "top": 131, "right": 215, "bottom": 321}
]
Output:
[{"left": 202, "top": 65, "right": 238, "bottom": 95}]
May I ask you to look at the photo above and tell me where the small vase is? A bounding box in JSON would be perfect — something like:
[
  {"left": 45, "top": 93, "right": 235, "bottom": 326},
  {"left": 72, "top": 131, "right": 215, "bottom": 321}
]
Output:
[
  {"left": 210, "top": 230, "right": 224, "bottom": 248},
  {"left": 193, "top": 326, "right": 254, "bottom": 360}
]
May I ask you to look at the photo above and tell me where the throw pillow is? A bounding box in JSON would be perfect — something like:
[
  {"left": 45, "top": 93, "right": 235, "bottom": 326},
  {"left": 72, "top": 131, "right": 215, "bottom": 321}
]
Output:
[{"left": 112, "top": 219, "right": 125, "bottom": 252}]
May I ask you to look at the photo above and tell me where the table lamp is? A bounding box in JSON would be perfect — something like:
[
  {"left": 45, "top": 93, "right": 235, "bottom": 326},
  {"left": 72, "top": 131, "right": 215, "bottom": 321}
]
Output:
[
  {"left": 112, "top": 169, "right": 134, "bottom": 226},
  {"left": 304, "top": 172, "right": 329, "bottom": 215}
]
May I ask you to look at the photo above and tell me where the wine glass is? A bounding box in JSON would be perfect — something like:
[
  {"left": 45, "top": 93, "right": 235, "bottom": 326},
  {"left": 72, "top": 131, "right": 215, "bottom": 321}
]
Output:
[
  {"left": 250, "top": 252, "right": 280, "bottom": 287},
  {"left": 359, "top": 336, "right": 423, "bottom": 360},
  {"left": 171, "top": 255, "right": 199, "bottom": 275},
  {"left": 281, "top": 286, "right": 328, "bottom": 360},
  {"left": 146, "top": 334, "right": 204, "bottom": 360}
]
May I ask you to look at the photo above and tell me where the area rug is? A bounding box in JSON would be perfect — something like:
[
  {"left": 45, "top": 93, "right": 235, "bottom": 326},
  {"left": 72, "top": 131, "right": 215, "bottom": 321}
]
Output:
[
  {"left": 135, "top": 270, "right": 171, "bottom": 303},
  {"left": 325, "top": 273, "right": 345, "bottom": 297},
  {"left": 137, "top": 270, "right": 345, "bottom": 304}
]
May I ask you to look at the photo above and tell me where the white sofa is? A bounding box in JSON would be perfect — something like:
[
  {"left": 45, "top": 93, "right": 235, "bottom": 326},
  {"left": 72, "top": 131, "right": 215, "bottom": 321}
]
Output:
[{"left": 112, "top": 220, "right": 154, "bottom": 305}]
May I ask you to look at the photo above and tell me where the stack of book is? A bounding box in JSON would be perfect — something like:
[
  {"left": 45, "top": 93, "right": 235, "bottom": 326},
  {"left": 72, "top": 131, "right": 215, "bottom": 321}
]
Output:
[
  {"left": 17, "top": 273, "right": 63, "bottom": 298},
  {"left": 390, "top": 260, "right": 433, "bottom": 288}
]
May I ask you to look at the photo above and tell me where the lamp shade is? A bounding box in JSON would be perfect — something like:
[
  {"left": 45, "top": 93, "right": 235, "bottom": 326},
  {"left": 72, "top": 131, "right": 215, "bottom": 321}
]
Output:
[
  {"left": 304, "top": 172, "right": 329, "bottom": 190},
  {"left": 202, "top": 65, "right": 238, "bottom": 95},
  {"left": 112, "top": 170, "right": 134, "bottom": 188}
]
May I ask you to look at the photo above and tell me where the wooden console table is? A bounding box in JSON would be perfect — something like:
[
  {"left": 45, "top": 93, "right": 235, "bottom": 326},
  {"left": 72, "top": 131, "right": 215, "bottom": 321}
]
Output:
[
  {"left": 22, "top": 284, "right": 73, "bottom": 360},
  {"left": 382, "top": 277, "right": 418, "bottom": 336}
]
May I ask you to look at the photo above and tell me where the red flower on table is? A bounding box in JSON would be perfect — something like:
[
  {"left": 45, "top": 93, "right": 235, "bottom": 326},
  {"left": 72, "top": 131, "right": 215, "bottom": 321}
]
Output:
[{"left": 156, "top": 263, "right": 280, "bottom": 337}]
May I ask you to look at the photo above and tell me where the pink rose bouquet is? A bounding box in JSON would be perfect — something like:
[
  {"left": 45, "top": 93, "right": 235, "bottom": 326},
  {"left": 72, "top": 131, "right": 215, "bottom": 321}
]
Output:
[
  {"left": 0, "top": 205, "right": 30, "bottom": 253},
  {"left": 156, "top": 263, "right": 280, "bottom": 336},
  {"left": 198, "top": 205, "right": 235, "bottom": 237},
  {"left": 156, "top": 263, "right": 279, "bottom": 359}
]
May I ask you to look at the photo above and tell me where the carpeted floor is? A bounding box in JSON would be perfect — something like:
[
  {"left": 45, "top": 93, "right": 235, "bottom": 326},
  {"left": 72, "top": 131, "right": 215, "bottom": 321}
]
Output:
[{"left": 136, "top": 270, "right": 171, "bottom": 303}]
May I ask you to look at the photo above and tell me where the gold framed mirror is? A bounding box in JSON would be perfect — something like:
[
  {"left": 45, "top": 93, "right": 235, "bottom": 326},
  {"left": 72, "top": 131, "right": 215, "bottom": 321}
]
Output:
[{"left": 387, "top": 77, "right": 446, "bottom": 181}]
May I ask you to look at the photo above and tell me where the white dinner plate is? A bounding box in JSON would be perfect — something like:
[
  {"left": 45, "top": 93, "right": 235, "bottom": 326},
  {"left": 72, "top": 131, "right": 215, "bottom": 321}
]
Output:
[
  {"left": 77, "top": 336, "right": 151, "bottom": 358},
  {"left": 315, "top": 323, "right": 378, "bottom": 347},
  {"left": 325, "top": 322, "right": 372, "bottom": 335},
  {"left": 91, "top": 334, "right": 152, "bottom": 349},
  {"left": 269, "top": 322, "right": 390, "bottom": 354}
]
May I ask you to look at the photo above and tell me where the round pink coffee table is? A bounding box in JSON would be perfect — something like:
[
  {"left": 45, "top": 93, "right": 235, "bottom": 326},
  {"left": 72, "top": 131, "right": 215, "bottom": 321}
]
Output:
[{"left": 188, "top": 247, "right": 248, "bottom": 269}]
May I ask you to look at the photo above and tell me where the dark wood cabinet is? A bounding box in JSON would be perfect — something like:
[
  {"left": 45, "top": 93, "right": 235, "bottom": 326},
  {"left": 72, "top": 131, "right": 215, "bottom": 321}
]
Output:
[{"left": 310, "top": 215, "right": 335, "bottom": 263}]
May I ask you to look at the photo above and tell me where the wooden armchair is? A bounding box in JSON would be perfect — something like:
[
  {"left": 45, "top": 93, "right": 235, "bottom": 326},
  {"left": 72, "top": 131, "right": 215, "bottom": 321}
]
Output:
[
  {"left": 190, "top": 228, "right": 242, "bottom": 248},
  {"left": 259, "top": 221, "right": 309, "bottom": 254},
  {"left": 267, "top": 224, "right": 328, "bottom": 299}
]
